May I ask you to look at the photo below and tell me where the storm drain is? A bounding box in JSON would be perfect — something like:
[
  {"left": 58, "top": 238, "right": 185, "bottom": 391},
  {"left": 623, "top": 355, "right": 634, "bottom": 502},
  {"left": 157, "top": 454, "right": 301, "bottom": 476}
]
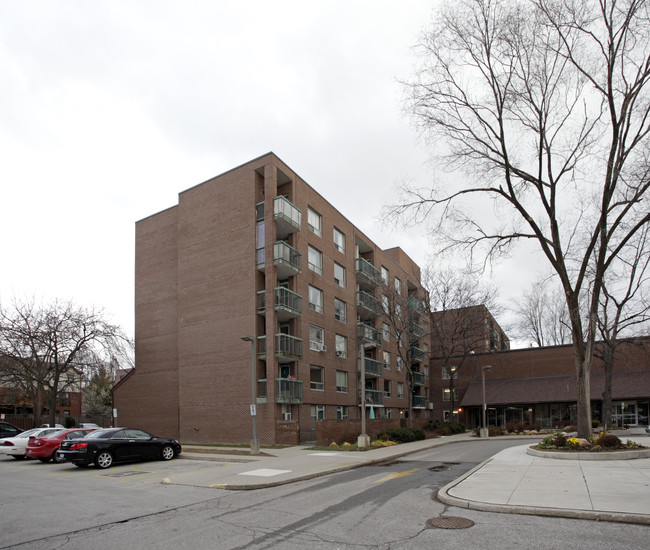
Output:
[{"left": 426, "top": 516, "right": 475, "bottom": 530}]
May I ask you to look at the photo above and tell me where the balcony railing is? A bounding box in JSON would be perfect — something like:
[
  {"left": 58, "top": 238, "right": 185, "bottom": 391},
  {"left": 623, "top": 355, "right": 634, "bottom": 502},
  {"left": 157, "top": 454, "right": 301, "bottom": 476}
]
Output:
[
  {"left": 356, "top": 290, "right": 382, "bottom": 320},
  {"left": 361, "top": 389, "right": 384, "bottom": 406},
  {"left": 257, "top": 379, "right": 267, "bottom": 402},
  {"left": 409, "top": 346, "right": 427, "bottom": 364},
  {"left": 412, "top": 394, "right": 426, "bottom": 408},
  {"left": 275, "top": 333, "right": 303, "bottom": 362},
  {"left": 412, "top": 371, "right": 425, "bottom": 386},
  {"left": 273, "top": 196, "right": 301, "bottom": 239},
  {"left": 274, "top": 287, "right": 302, "bottom": 320},
  {"left": 407, "top": 297, "right": 427, "bottom": 317},
  {"left": 408, "top": 321, "right": 427, "bottom": 341},
  {"left": 357, "top": 322, "right": 382, "bottom": 346},
  {"left": 276, "top": 378, "right": 303, "bottom": 404},
  {"left": 355, "top": 258, "right": 381, "bottom": 289},
  {"left": 357, "top": 356, "right": 384, "bottom": 378},
  {"left": 273, "top": 241, "right": 301, "bottom": 278}
]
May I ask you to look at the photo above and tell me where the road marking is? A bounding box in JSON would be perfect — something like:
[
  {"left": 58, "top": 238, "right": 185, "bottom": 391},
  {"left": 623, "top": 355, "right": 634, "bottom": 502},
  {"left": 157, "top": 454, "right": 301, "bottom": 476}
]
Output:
[
  {"left": 239, "top": 468, "right": 292, "bottom": 477},
  {"left": 100, "top": 470, "right": 154, "bottom": 478},
  {"left": 373, "top": 468, "right": 420, "bottom": 484}
]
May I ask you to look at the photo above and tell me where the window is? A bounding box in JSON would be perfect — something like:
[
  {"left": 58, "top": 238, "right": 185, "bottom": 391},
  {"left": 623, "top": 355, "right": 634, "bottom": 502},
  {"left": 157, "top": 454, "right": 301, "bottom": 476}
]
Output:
[
  {"left": 381, "top": 266, "right": 389, "bottom": 285},
  {"left": 333, "top": 227, "right": 345, "bottom": 253},
  {"left": 382, "top": 322, "right": 390, "bottom": 342},
  {"left": 308, "top": 246, "right": 322, "bottom": 275},
  {"left": 336, "top": 370, "right": 348, "bottom": 393},
  {"left": 386, "top": 408, "right": 391, "bottom": 419},
  {"left": 310, "top": 366, "right": 324, "bottom": 391},
  {"left": 308, "top": 207, "right": 322, "bottom": 236},
  {"left": 334, "top": 262, "right": 346, "bottom": 288},
  {"left": 442, "top": 366, "right": 458, "bottom": 380},
  {"left": 382, "top": 295, "right": 389, "bottom": 314},
  {"left": 282, "top": 404, "right": 292, "bottom": 421},
  {"left": 309, "top": 325, "right": 324, "bottom": 351},
  {"left": 384, "top": 380, "right": 392, "bottom": 398},
  {"left": 397, "top": 382, "right": 404, "bottom": 399},
  {"left": 395, "top": 277, "right": 402, "bottom": 295},
  {"left": 396, "top": 304, "right": 402, "bottom": 320},
  {"left": 335, "top": 334, "right": 347, "bottom": 358},
  {"left": 443, "top": 388, "right": 458, "bottom": 402},
  {"left": 383, "top": 351, "right": 391, "bottom": 369},
  {"left": 424, "top": 366, "right": 429, "bottom": 379},
  {"left": 256, "top": 222, "right": 265, "bottom": 266},
  {"left": 308, "top": 285, "right": 323, "bottom": 313},
  {"left": 397, "top": 356, "right": 404, "bottom": 373},
  {"left": 311, "top": 404, "right": 325, "bottom": 420},
  {"left": 334, "top": 298, "right": 347, "bottom": 323},
  {"left": 337, "top": 405, "right": 348, "bottom": 419}
]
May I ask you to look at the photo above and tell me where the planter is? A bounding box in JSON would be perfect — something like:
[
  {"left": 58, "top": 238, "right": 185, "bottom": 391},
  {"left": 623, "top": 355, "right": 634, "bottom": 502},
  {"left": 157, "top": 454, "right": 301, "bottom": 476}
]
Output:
[{"left": 527, "top": 446, "right": 650, "bottom": 460}]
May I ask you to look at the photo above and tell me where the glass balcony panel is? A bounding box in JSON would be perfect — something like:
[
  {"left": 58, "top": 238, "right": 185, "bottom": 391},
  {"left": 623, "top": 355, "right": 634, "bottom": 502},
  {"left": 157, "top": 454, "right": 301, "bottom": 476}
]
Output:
[
  {"left": 256, "top": 247, "right": 266, "bottom": 270},
  {"left": 275, "top": 333, "right": 303, "bottom": 362},
  {"left": 412, "top": 371, "right": 425, "bottom": 386},
  {"left": 276, "top": 378, "right": 303, "bottom": 404},
  {"left": 356, "top": 290, "right": 382, "bottom": 320},
  {"left": 274, "top": 287, "right": 302, "bottom": 321},
  {"left": 274, "top": 196, "right": 301, "bottom": 239},
  {"left": 361, "top": 389, "right": 384, "bottom": 406},
  {"left": 257, "top": 291, "right": 266, "bottom": 315},
  {"left": 357, "top": 323, "right": 382, "bottom": 346},
  {"left": 257, "top": 336, "right": 267, "bottom": 359},
  {"left": 409, "top": 346, "right": 426, "bottom": 364},
  {"left": 256, "top": 202, "right": 265, "bottom": 222},
  {"left": 357, "top": 356, "right": 384, "bottom": 378},
  {"left": 355, "top": 258, "right": 381, "bottom": 289},
  {"left": 257, "top": 379, "right": 267, "bottom": 402},
  {"left": 273, "top": 241, "right": 301, "bottom": 278},
  {"left": 412, "top": 395, "right": 426, "bottom": 408}
]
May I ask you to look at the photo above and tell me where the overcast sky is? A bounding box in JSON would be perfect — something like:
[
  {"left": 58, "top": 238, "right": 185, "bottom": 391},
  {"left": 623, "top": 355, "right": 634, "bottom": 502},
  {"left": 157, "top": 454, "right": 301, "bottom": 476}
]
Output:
[{"left": 0, "top": 1, "right": 540, "bottom": 345}]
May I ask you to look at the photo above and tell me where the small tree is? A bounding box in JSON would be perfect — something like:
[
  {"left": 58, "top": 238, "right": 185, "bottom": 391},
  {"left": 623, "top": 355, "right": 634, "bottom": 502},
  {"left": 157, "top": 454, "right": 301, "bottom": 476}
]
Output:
[{"left": 0, "top": 297, "right": 131, "bottom": 426}]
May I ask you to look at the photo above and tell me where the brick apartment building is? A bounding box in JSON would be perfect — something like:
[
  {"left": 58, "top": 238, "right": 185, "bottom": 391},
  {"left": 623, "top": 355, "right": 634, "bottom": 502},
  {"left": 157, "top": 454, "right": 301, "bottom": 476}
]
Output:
[
  {"left": 113, "top": 152, "right": 432, "bottom": 445},
  {"left": 431, "top": 338, "right": 650, "bottom": 429}
]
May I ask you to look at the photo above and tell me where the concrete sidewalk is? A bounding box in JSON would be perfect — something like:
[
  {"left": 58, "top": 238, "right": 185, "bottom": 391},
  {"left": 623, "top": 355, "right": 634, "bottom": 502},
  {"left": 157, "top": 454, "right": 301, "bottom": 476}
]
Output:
[
  {"left": 438, "top": 430, "right": 650, "bottom": 525},
  {"left": 168, "top": 429, "right": 650, "bottom": 525}
]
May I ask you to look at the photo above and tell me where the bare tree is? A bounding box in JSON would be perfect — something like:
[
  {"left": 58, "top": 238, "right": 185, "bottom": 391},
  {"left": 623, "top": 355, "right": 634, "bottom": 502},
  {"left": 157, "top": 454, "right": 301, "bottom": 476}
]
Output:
[
  {"left": 514, "top": 281, "right": 571, "bottom": 346},
  {"left": 392, "top": 0, "right": 650, "bottom": 438},
  {"left": 0, "top": 298, "right": 131, "bottom": 426},
  {"left": 425, "top": 267, "right": 503, "bottom": 419},
  {"left": 377, "top": 279, "right": 430, "bottom": 428},
  {"left": 596, "top": 226, "right": 650, "bottom": 429}
]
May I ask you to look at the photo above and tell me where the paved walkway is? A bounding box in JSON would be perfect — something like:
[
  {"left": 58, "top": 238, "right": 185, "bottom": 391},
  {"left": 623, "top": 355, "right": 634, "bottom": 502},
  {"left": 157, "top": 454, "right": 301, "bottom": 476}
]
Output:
[{"left": 169, "top": 429, "right": 650, "bottom": 525}]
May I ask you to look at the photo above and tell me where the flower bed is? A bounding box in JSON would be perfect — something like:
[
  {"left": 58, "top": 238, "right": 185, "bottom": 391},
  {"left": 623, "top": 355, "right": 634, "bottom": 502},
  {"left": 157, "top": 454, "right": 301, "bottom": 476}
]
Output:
[{"left": 528, "top": 431, "right": 650, "bottom": 460}]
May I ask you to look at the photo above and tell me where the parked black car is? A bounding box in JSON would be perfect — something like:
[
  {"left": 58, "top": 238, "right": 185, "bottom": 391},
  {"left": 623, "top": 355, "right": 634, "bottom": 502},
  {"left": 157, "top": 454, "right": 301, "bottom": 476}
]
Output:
[
  {"left": 57, "top": 428, "right": 182, "bottom": 469},
  {"left": 0, "top": 421, "right": 22, "bottom": 439}
]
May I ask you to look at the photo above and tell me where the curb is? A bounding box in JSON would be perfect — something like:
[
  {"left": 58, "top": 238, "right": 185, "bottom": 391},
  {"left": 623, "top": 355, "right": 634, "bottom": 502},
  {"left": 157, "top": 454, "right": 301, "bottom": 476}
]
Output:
[{"left": 437, "top": 458, "right": 650, "bottom": 526}]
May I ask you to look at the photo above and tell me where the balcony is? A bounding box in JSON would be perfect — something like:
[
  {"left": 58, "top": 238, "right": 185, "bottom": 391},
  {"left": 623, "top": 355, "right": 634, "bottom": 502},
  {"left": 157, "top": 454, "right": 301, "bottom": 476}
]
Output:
[
  {"left": 273, "top": 241, "right": 301, "bottom": 278},
  {"left": 257, "top": 288, "right": 302, "bottom": 320},
  {"left": 276, "top": 378, "right": 303, "bottom": 404},
  {"left": 357, "top": 322, "right": 382, "bottom": 347},
  {"left": 412, "top": 371, "right": 425, "bottom": 386},
  {"left": 412, "top": 394, "right": 426, "bottom": 409},
  {"left": 356, "top": 290, "right": 382, "bottom": 320},
  {"left": 357, "top": 356, "right": 384, "bottom": 378},
  {"left": 355, "top": 258, "right": 381, "bottom": 289},
  {"left": 273, "top": 196, "right": 301, "bottom": 239},
  {"left": 409, "top": 346, "right": 427, "bottom": 364},
  {"left": 361, "top": 389, "right": 384, "bottom": 406},
  {"left": 257, "top": 379, "right": 267, "bottom": 403},
  {"left": 275, "top": 333, "right": 303, "bottom": 363},
  {"left": 407, "top": 297, "right": 427, "bottom": 317},
  {"left": 408, "top": 320, "right": 427, "bottom": 341}
]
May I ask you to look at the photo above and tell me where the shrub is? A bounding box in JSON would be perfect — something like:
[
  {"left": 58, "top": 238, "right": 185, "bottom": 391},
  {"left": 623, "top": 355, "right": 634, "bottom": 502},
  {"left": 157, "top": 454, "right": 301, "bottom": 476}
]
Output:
[
  {"left": 595, "top": 433, "right": 621, "bottom": 448},
  {"left": 592, "top": 419, "right": 601, "bottom": 429},
  {"left": 340, "top": 433, "right": 358, "bottom": 445},
  {"left": 488, "top": 426, "right": 506, "bottom": 436},
  {"left": 377, "top": 428, "right": 425, "bottom": 443},
  {"left": 424, "top": 421, "right": 466, "bottom": 434},
  {"left": 528, "top": 423, "right": 541, "bottom": 431}
]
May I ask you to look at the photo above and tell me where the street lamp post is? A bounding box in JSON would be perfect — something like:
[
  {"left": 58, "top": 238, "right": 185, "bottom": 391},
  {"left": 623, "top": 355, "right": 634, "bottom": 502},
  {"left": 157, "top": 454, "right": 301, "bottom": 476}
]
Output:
[
  {"left": 480, "top": 365, "right": 492, "bottom": 439},
  {"left": 240, "top": 335, "right": 259, "bottom": 455},
  {"left": 357, "top": 343, "right": 370, "bottom": 448}
]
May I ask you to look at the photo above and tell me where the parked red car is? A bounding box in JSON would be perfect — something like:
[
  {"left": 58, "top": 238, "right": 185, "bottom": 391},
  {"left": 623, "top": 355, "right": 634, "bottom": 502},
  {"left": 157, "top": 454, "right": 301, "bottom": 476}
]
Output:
[{"left": 26, "top": 428, "right": 97, "bottom": 463}]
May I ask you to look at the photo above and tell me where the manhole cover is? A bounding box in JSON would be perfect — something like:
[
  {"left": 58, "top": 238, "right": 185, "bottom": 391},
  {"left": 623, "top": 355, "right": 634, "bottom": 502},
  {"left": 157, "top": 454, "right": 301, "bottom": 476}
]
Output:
[{"left": 426, "top": 516, "right": 475, "bottom": 529}]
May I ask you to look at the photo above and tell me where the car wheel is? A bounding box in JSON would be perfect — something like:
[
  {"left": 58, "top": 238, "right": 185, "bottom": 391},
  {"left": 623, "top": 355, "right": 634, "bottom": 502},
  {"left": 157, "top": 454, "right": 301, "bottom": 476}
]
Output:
[
  {"left": 160, "top": 444, "right": 175, "bottom": 461},
  {"left": 38, "top": 457, "right": 51, "bottom": 463},
  {"left": 95, "top": 451, "right": 114, "bottom": 469},
  {"left": 52, "top": 451, "right": 65, "bottom": 464}
]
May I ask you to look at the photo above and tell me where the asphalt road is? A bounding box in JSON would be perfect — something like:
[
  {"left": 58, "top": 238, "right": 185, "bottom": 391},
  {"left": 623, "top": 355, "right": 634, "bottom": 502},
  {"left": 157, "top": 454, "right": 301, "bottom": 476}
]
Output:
[{"left": 2, "top": 440, "right": 649, "bottom": 549}]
